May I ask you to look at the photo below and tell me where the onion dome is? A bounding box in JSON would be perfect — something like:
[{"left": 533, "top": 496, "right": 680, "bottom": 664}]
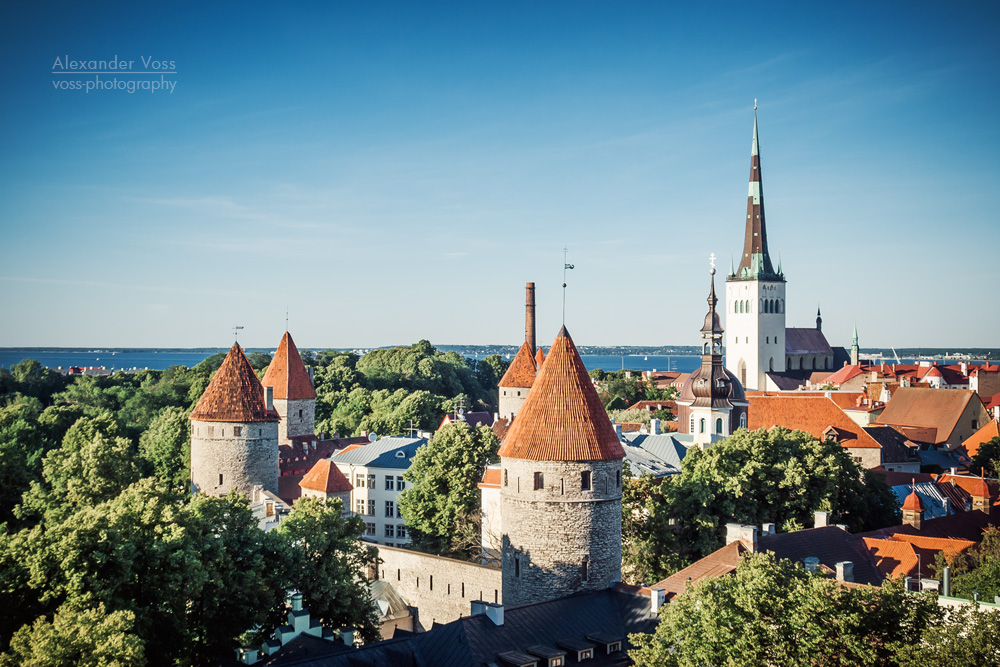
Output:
[
  {"left": 262, "top": 331, "right": 316, "bottom": 400},
  {"left": 498, "top": 326, "right": 625, "bottom": 462},
  {"left": 190, "top": 343, "right": 279, "bottom": 422}
]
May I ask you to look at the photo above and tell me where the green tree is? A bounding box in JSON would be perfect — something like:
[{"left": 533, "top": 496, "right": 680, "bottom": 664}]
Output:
[
  {"left": 0, "top": 602, "right": 145, "bottom": 667},
  {"left": 970, "top": 436, "right": 1000, "bottom": 478},
  {"left": 948, "top": 526, "right": 1000, "bottom": 602},
  {"left": 629, "top": 552, "right": 941, "bottom": 667},
  {"left": 272, "top": 497, "right": 380, "bottom": 643},
  {"left": 895, "top": 603, "right": 1000, "bottom": 667},
  {"left": 399, "top": 422, "right": 499, "bottom": 558},
  {"left": 647, "top": 428, "right": 899, "bottom": 578},
  {"left": 621, "top": 471, "right": 685, "bottom": 585},
  {"left": 138, "top": 407, "right": 191, "bottom": 491}
]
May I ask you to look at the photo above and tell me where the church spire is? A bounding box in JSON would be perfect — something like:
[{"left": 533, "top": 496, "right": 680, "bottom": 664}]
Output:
[
  {"left": 816, "top": 305, "right": 822, "bottom": 332},
  {"left": 736, "top": 104, "right": 778, "bottom": 279}
]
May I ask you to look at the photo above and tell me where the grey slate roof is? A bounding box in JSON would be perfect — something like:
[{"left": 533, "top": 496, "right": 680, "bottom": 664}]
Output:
[
  {"left": 330, "top": 436, "right": 427, "bottom": 470},
  {"left": 889, "top": 482, "right": 951, "bottom": 520},
  {"left": 785, "top": 328, "right": 834, "bottom": 355},
  {"left": 758, "top": 526, "right": 883, "bottom": 586},
  {"left": 258, "top": 588, "right": 655, "bottom": 667},
  {"left": 622, "top": 432, "right": 690, "bottom": 477}
]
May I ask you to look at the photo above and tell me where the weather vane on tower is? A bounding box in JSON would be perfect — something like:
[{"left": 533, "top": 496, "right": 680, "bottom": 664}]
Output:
[
  {"left": 233, "top": 325, "right": 244, "bottom": 342},
  {"left": 562, "top": 246, "right": 575, "bottom": 325}
]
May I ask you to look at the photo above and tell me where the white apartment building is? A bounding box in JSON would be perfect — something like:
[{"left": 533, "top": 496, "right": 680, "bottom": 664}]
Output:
[{"left": 330, "top": 436, "right": 427, "bottom": 547}]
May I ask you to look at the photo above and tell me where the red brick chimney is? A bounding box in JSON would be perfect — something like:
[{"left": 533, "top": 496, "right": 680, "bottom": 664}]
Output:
[{"left": 525, "top": 282, "right": 536, "bottom": 354}]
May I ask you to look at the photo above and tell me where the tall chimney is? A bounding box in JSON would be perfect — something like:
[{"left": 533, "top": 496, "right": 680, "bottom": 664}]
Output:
[
  {"left": 264, "top": 386, "right": 274, "bottom": 411},
  {"left": 525, "top": 282, "right": 536, "bottom": 354}
]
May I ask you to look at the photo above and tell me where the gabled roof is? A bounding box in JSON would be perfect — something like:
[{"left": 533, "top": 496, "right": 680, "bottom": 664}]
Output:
[
  {"left": 876, "top": 388, "right": 976, "bottom": 443},
  {"left": 299, "top": 459, "right": 353, "bottom": 494},
  {"left": 747, "top": 395, "right": 882, "bottom": 449},
  {"left": 785, "top": 328, "right": 834, "bottom": 355},
  {"left": 962, "top": 420, "right": 1000, "bottom": 457},
  {"left": 261, "top": 331, "right": 316, "bottom": 400},
  {"left": 498, "top": 326, "right": 625, "bottom": 462},
  {"left": 492, "top": 416, "right": 511, "bottom": 441},
  {"left": 825, "top": 364, "right": 865, "bottom": 385},
  {"left": 863, "top": 426, "right": 920, "bottom": 464},
  {"left": 651, "top": 540, "right": 748, "bottom": 600},
  {"left": 498, "top": 342, "right": 537, "bottom": 388},
  {"left": 190, "top": 343, "right": 280, "bottom": 423},
  {"left": 758, "top": 526, "right": 883, "bottom": 586}
]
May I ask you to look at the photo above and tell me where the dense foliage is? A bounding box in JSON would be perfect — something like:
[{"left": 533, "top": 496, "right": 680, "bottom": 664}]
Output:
[
  {"left": 0, "top": 357, "right": 380, "bottom": 664},
  {"left": 970, "top": 435, "right": 1000, "bottom": 478},
  {"left": 629, "top": 552, "right": 959, "bottom": 667},
  {"left": 399, "top": 422, "right": 500, "bottom": 559},
  {"left": 588, "top": 368, "right": 676, "bottom": 411},
  {"left": 306, "top": 342, "right": 508, "bottom": 437},
  {"left": 621, "top": 427, "right": 900, "bottom": 585},
  {"left": 946, "top": 525, "right": 1000, "bottom": 602}
]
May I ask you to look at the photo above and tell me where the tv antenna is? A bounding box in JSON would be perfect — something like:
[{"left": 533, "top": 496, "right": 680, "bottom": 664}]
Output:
[
  {"left": 233, "top": 325, "right": 244, "bottom": 342},
  {"left": 562, "top": 246, "right": 575, "bottom": 325}
]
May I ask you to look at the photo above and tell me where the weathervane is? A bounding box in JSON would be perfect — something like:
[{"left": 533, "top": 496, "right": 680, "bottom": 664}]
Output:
[
  {"left": 233, "top": 325, "right": 244, "bottom": 342},
  {"left": 562, "top": 246, "right": 575, "bottom": 325}
]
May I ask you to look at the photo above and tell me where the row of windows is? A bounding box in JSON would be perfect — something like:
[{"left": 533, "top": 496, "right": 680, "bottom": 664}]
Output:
[
  {"left": 502, "top": 469, "right": 620, "bottom": 493},
  {"left": 689, "top": 413, "right": 746, "bottom": 434},
  {"left": 352, "top": 474, "right": 407, "bottom": 491},
  {"left": 382, "top": 524, "right": 407, "bottom": 539},
  {"left": 733, "top": 298, "right": 784, "bottom": 314},
  {"left": 385, "top": 568, "right": 500, "bottom": 604}
]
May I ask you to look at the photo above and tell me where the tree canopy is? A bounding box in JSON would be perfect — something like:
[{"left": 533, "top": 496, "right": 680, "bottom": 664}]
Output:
[
  {"left": 399, "top": 422, "right": 499, "bottom": 558},
  {"left": 970, "top": 436, "right": 1000, "bottom": 478},
  {"left": 621, "top": 427, "right": 899, "bottom": 585}
]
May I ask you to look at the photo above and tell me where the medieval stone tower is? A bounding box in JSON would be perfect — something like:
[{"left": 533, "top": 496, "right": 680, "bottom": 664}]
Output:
[
  {"left": 725, "top": 107, "right": 786, "bottom": 391},
  {"left": 261, "top": 331, "right": 317, "bottom": 446},
  {"left": 498, "top": 282, "right": 539, "bottom": 420},
  {"left": 189, "top": 342, "right": 280, "bottom": 496},
  {"left": 498, "top": 325, "right": 625, "bottom": 608}
]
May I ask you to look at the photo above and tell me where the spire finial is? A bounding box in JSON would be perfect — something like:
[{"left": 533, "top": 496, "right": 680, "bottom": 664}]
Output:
[
  {"left": 562, "top": 247, "right": 574, "bottom": 325},
  {"left": 754, "top": 98, "right": 757, "bottom": 111},
  {"left": 709, "top": 252, "right": 716, "bottom": 274},
  {"left": 233, "top": 325, "right": 244, "bottom": 343},
  {"left": 285, "top": 307, "right": 289, "bottom": 331}
]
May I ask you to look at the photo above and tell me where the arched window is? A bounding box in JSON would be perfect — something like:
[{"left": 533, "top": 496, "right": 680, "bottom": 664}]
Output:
[
  {"left": 740, "top": 413, "right": 747, "bottom": 429},
  {"left": 716, "top": 418, "right": 723, "bottom": 434},
  {"left": 739, "top": 301, "right": 744, "bottom": 314},
  {"left": 769, "top": 357, "right": 774, "bottom": 371},
  {"left": 699, "top": 418, "right": 706, "bottom": 434},
  {"left": 735, "top": 301, "right": 739, "bottom": 314}
]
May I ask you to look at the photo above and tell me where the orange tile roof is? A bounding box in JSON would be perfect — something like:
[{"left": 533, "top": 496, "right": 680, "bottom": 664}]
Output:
[
  {"left": 299, "top": 458, "right": 353, "bottom": 494},
  {"left": 333, "top": 443, "right": 365, "bottom": 456},
  {"left": 651, "top": 541, "right": 748, "bottom": 599},
  {"left": 478, "top": 467, "right": 501, "bottom": 489},
  {"left": 863, "top": 537, "right": 918, "bottom": 579},
  {"left": 825, "top": 364, "right": 865, "bottom": 385},
  {"left": 891, "top": 534, "right": 975, "bottom": 558},
  {"left": 190, "top": 343, "right": 280, "bottom": 423},
  {"left": 936, "top": 474, "right": 997, "bottom": 500},
  {"left": 498, "top": 326, "right": 625, "bottom": 462},
  {"left": 747, "top": 395, "right": 883, "bottom": 449},
  {"left": 492, "top": 417, "right": 511, "bottom": 441},
  {"left": 535, "top": 347, "right": 546, "bottom": 365},
  {"left": 876, "top": 387, "right": 974, "bottom": 443},
  {"left": 498, "top": 342, "right": 537, "bottom": 388},
  {"left": 261, "top": 331, "right": 316, "bottom": 400},
  {"left": 962, "top": 421, "right": 1000, "bottom": 457}
]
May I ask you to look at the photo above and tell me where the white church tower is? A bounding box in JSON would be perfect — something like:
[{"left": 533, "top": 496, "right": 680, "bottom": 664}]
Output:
[{"left": 725, "top": 105, "right": 786, "bottom": 391}]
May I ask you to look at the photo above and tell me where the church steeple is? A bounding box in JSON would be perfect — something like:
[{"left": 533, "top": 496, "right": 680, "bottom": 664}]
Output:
[
  {"left": 816, "top": 305, "right": 822, "bottom": 332},
  {"left": 735, "top": 104, "right": 779, "bottom": 279}
]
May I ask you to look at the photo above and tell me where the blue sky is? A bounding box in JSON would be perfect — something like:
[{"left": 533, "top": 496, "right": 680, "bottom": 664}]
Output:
[{"left": 1, "top": 1, "right": 997, "bottom": 349}]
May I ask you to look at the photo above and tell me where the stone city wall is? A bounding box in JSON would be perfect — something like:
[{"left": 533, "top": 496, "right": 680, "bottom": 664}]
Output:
[{"left": 373, "top": 545, "right": 502, "bottom": 629}]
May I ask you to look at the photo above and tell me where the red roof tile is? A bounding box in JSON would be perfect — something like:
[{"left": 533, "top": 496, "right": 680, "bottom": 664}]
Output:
[
  {"left": 747, "top": 395, "right": 882, "bottom": 448},
  {"left": 963, "top": 421, "right": 1000, "bottom": 457},
  {"left": 261, "top": 332, "right": 316, "bottom": 400},
  {"left": 190, "top": 343, "right": 280, "bottom": 423},
  {"left": 478, "top": 467, "right": 501, "bottom": 489},
  {"left": 299, "top": 458, "right": 353, "bottom": 494},
  {"left": 498, "top": 342, "right": 537, "bottom": 388},
  {"left": 498, "top": 326, "right": 625, "bottom": 462},
  {"left": 535, "top": 347, "right": 546, "bottom": 365},
  {"left": 492, "top": 417, "right": 511, "bottom": 441},
  {"left": 864, "top": 537, "right": 918, "bottom": 579},
  {"left": 825, "top": 364, "right": 865, "bottom": 385},
  {"left": 876, "top": 387, "right": 975, "bottom": 443},
  {"left": 651, "top": 541, "right": 748, "bottom": 600},
  {"left": 902, "top": 488, "right": 924, "bottom": 511},
  {"left": 936, "top": 473, "right": 998, "bottom": 500}
]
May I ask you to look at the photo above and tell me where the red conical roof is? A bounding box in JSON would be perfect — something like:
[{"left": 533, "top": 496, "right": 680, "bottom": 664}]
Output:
[
  {"left": 190, "top": 343, "right": 279, "bottom": 423},
  {"left": 498, "top": 326, "right": 625, "bottom": 462},
  {"left": 970, "top": 474, "right": 990, "bottom": 499},
  {"left": 262, "top": 332, "right": 316, "bottom": 400},
  {"left": 300, "top": 459, "right": 353, "bottom": 494},
  {"left": 499, "top": 342, "right": 537, "bottom": 388},
  {"left": 535, "top": 347, "right": 546, "bottom": 365}
]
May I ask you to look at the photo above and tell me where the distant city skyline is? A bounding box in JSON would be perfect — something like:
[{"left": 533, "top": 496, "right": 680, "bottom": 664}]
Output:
[{"left": 1, "top": 2, "right": 997, "bottom": 349}]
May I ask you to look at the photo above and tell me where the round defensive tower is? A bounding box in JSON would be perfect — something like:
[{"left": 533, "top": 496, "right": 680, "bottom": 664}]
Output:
[
  {"left": 499, "top": 325, "right": 625, "bottom": 608},
  {"left": 190, "top": 342, "right": 280, "bottom": 496},
  {"left": 261, "top": 331, "right": 317, "bottom": 446}
]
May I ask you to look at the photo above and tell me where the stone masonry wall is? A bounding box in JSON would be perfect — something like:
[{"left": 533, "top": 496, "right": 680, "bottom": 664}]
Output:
[
  {"left": 373, "top": 545, "right": 502, "bottom": 629},
  {"left": 272, "top": 398, "right": 315, "bottom": 445},
  {"left": 190, "top": 420, "right": 279, "bottom": 496},
  {"left": 498, "top": 387, "right": 529, "bottom": 421},
  {"left": 500, "top": 457, "right": 622, "bottom": 608}
]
